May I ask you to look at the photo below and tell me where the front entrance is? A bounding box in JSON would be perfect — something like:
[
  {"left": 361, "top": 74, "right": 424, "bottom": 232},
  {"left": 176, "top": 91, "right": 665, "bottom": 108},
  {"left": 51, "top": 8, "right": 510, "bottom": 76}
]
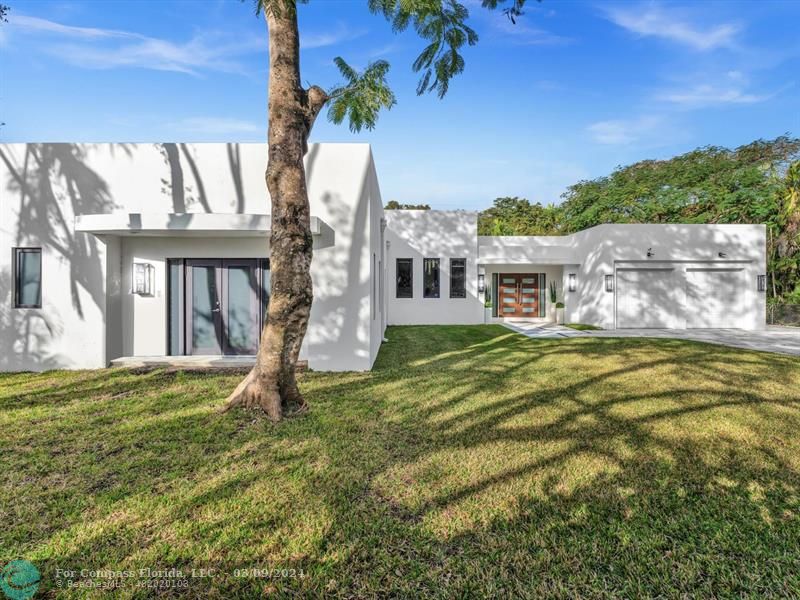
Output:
[
  {"left": 498, "top": 273, "right": 541, "bottom": 317},
  {"left": 169, "top": 258, "right": 269, "bottom": 356}
]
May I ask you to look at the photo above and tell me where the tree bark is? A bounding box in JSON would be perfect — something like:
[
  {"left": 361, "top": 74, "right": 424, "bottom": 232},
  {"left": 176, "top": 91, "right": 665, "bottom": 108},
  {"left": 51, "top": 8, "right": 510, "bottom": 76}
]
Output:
[{"left": 221, "top": 2, "right": 327, "bottom": 421}]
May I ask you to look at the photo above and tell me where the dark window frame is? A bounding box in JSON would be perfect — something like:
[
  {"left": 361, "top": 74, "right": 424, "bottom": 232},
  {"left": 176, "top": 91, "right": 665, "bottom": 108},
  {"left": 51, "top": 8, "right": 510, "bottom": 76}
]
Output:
[
  {"left": 166, "top": 257, "right": 270, "bottom": 356},
  {"left": 449, "top": 258, "right": 467, "bottom": 299},
  {"left": 396, "top": 258, "right": 413, "bottom": 298},
  {"left": 13, "top": 247, "right": 42, "bottom": 308},
  {"left": 423, "top": 257, "right": 440, "bottom": 299},
  {"left": 167, "top": 258, "right": 185, "bottom": 356}
]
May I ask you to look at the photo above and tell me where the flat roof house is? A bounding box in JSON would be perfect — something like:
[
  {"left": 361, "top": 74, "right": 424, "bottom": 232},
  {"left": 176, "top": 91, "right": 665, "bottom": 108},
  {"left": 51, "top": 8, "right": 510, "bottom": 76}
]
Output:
[{"left": 1, "top": 143, "right": 767, "bottom": 372}]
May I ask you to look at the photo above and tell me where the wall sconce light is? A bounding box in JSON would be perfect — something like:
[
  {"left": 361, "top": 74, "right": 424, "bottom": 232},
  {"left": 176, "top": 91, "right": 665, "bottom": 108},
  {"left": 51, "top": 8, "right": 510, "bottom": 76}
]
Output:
[
  {"left": 757, "top": 274, "right": 766, "bottom": 292},
  {"left": 646, "top": 247, "right": 654, "bottom": 258},
  {"left": 132, "top": 262, "right": 154, "bottom": 295},
  {"left": 568, "top": 273, "right": 576, "bottom": 292},
  {"left": 718, "top": 252, "right": 727, "bottom": 258},
  {"left": 605, "top": 274, "right": 614, "bottom": 292},
  {"left": 478, "top": 273, "right": 485, "bottom": 294}
]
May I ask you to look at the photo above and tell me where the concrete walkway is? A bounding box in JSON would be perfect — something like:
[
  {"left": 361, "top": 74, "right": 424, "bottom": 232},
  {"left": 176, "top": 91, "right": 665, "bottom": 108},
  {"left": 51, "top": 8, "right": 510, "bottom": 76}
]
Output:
[
  {"left": 111, "top": 355, "right": 256, "bottom": 369},
  {"left": 501, "top": 322, "right": 586, "bottom": 338},
  {"left": 502, "top": 322, "right": 800, "bottom": 357}
]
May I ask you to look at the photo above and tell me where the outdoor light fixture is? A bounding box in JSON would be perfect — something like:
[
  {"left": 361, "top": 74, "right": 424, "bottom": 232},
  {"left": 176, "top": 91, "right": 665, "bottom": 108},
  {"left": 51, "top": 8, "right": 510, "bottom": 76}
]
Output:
[
  {"left": 568, "top": 273, "right": 576, "bottom": 292},
  {"left": 718, "top": 252, "right": 727, "bottom": 258},
  {"left": 646, "top": 247, "right": 654, "bottom": 258},
  {"left": 478, "top": 273, "right": 485, "bottom": 294},
  {"left": 757, "top": 274, "right": 767, "bottom": 292},
  {"left": 132, "top": 262, "right": 154, "bottom": 295},
  {"left": 605, "top": 274, "right": 613, "bottom": 292}
]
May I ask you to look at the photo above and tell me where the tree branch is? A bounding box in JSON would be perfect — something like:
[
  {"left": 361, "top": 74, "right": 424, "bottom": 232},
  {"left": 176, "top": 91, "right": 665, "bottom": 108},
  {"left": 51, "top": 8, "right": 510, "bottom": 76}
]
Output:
[{"left": 305, "top": 85, "right": 330, "bottom": 130}]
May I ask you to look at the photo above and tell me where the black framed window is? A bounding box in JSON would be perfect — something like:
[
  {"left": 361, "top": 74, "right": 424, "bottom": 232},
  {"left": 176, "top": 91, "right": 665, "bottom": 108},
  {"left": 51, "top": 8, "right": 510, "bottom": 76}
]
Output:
[
  {"left": 396, "top": 258, "right": 413, "bottom": 298},
  {"left": 167, "top": 259, "right": 185, "bottom": 355},
  {"left": 450, "top": 258, "right": 466, "bottom": 298},
  {"left": 259, "top": 258, "right": 271, "bottom": 331},
  {"left": 13, "top": 248, "right": 42, "bottom": 308},
  {"left": 423, "top": 258, "right": 440, "bottom": 298}
]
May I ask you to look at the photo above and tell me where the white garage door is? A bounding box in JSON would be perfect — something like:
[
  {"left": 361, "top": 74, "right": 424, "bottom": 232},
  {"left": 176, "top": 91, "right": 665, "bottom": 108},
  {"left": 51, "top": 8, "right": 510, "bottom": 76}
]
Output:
[
  {"left": 685, "top": 268, "right": 745, "bottom": 328},
  {"left": 616, "top": 268, "right": 677, "bottom": 328}
]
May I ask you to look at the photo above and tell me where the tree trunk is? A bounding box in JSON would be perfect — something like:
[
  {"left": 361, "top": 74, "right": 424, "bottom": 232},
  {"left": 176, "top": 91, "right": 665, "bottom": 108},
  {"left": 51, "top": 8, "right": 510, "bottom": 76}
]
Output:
[{"left": 220, "top": 2, "right": 328, "bottom": 421}]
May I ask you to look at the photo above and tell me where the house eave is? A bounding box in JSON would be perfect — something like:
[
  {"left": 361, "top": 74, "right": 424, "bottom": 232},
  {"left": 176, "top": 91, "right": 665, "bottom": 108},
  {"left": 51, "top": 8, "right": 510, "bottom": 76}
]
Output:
[{"left": 75, "top": 213, "right": 326, "bottom": 237}]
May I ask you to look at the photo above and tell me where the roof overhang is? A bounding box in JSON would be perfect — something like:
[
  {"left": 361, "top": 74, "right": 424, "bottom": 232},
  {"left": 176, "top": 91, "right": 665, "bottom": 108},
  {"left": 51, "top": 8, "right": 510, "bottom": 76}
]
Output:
[
  {"left": 478, "top": 257, "right": 580, "bottom": 265},
  {"left": 75, "top": 213, "right": 326, "bottom": 237}
]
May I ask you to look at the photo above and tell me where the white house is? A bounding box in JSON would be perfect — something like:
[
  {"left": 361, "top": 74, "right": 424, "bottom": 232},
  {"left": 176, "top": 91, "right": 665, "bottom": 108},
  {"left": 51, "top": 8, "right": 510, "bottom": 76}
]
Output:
[{"left": 1, "top": 142, "right": 767, "bottom": 373}]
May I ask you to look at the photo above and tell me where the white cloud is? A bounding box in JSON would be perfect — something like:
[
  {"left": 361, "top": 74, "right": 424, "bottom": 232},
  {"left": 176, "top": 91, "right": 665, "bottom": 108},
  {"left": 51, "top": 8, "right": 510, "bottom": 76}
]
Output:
[
  {"left": 172, "top": 117, "right": 262, "bottom": 135},
  {"left": 587, "top": 115, "right": 663, "bottom": 145},
  {"left": 7, "top": 14, "right": 263, "bottom": 75},
  {"left": 8, "top": 13, "right": 363, "bottom": 74},
  {"left": 461, "top": 0, "right": 571, "bottom": 46},
  {"left": 489, "top": 15, "right": 572, "bottom": 46},
  {"left": 10, "top": 14, "right": 138, "bottom": 39},
  {"left": 51, "top": 35, "right": 259, "bottom": 75},
  {"left": 604, "top": 4, "right": 741, "bottom": 51},
  {"left": 301, "top": 23, "right": 365, "bottom": 49},
  {"left": 656, "top": 83, "right": 771, "bottom": 107}
]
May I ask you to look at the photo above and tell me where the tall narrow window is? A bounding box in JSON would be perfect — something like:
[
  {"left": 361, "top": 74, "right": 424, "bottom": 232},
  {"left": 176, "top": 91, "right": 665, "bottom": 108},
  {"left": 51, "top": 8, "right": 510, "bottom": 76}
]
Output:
[
  {"left": 450, "top": 258, "right": 466, "bottom": 298},
  {"left": 14, "top": 248, "right": 42, "bottom": 308},
  {"left": 167, "top": 259, "right": 185, "bottom": 355},
  {"left": 396, "top": 258, "right": 413, "bottom": 298},
  {"left": 260, "top": 258, "right": 271, "bottom": 329},
  {"left": 423, "top": 258, "right": 440, "bottom": 298}
]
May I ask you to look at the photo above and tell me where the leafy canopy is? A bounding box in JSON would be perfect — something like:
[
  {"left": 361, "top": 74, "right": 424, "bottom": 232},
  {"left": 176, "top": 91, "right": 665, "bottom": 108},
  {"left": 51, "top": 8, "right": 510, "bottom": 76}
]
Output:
[
  {"left": 328, "top": 0, "right": 531, "bottom": 130},
  {"left": 478, "top": 136, "right": 800, "bottom": 302},
  {"left": 328, "top": 59, "right": 397, "bottom": 132},
  {"left": 478, "top": 197, "right": 562, "bottom": 236},
  {"left": 385, "top": 200, "right": 431, "bottom": 209},
  {"left": 256, "top": 0, "right": 534, "bottom": 132}
]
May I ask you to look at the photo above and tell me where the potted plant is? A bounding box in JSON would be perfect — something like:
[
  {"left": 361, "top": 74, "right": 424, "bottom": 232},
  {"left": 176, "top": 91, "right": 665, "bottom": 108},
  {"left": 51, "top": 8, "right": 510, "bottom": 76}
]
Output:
[
  {"left": 484, "top": 282, "right": 493, "bottom": 323},
  {"left": 555, "top": 301, "right": 565, "bottom": 325},
  {"left": 548, "top": 281, "right": 558, "bottom": 322}
]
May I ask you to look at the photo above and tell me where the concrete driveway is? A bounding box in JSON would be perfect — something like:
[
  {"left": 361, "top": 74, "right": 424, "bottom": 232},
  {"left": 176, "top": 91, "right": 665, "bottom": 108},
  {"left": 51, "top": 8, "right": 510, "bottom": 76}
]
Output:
[{"left": 502, "top": 322, "right": 800, "bottom": 357}]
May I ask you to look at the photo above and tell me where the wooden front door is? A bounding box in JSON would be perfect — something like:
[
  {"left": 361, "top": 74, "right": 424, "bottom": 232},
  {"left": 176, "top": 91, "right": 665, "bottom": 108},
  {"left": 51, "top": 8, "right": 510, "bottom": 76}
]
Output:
[{"left": 498, "top": 274, "right": 540, "bottom": 318}]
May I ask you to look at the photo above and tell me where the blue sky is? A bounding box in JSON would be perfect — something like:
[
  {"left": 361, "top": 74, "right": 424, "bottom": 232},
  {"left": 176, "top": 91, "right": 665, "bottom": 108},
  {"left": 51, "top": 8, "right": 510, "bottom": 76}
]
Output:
[{"left": 1, "top": 0, "right": 798, "bottom": 210}]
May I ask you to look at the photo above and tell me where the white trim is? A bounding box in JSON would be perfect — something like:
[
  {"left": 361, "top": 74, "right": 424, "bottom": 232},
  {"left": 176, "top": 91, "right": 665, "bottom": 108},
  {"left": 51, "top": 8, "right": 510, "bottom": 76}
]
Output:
[{"left": 75, "top": 213, "right": 327, "bottom": 237}]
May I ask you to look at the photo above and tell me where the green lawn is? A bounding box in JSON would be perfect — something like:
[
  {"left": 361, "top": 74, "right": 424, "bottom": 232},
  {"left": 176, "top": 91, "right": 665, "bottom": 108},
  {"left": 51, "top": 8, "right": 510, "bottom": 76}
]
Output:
[
  {"left": 2, "top": 325, "right": 800, "bottom": 598},
  {"left": 565, "top": 322, "right": 604, "bottom": 331}
]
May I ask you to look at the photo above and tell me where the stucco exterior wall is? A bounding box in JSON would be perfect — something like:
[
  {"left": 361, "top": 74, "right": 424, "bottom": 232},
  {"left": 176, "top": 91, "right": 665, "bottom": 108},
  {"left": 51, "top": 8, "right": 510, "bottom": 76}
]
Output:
[
  {"left": 365, "top": 150, "right": 386, "bottom": 366},
  {"left": 566, "top": 224, "right": 766, "bottom": 330},
  {"left": 1, "top": 142, "right": 381, "bottom": 372},
  {"left": 385, "top": 210, "right": 484, "bottom": 325},
  {"left": 1, "top": 144, "right": 112, "bottom": 370}
]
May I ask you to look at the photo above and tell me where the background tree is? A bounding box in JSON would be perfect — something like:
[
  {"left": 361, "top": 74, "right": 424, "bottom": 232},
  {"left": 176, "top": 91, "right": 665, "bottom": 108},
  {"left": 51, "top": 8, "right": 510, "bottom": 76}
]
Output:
[
  {"left": 477, "top": 196, "right": 561, "bottom": 235},
  {"left": 385, "top": 200, "right": 431, "bottom": 210},
  {"left": 773, "top": 161, "right": 800, "bottom": 301},
  {"left": 478, "top": 136, "right": 800, "bottom": 304},
  {"left": 223, "top": 0, "right": 539, "bottom": 420}
]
